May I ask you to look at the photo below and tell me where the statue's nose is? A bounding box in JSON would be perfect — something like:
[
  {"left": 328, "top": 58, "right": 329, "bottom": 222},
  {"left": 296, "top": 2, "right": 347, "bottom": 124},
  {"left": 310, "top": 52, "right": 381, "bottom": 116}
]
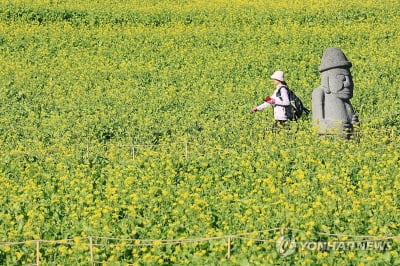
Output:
[{"left": 343, "top": 76, "right": 352, "bottom": 88}]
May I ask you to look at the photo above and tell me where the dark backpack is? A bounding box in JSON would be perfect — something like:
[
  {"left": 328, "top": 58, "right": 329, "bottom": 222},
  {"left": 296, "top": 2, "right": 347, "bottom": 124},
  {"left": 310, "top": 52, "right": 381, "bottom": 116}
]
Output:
[{"left": 276, "top": 86, "right": 310, "bottom": 121}]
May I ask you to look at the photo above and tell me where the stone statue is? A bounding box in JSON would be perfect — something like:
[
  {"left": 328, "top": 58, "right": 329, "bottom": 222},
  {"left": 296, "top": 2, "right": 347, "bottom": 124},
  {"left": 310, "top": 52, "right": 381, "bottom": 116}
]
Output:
[{"left": 312, "top": 47, "right": 358, "bottom": 138}]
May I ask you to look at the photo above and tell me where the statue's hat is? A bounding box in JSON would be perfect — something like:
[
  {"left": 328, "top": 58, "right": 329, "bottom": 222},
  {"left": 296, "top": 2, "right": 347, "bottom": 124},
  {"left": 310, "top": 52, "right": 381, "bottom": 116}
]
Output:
[{"left": 318, "top": 47, "right": 352, "bottom": 72}]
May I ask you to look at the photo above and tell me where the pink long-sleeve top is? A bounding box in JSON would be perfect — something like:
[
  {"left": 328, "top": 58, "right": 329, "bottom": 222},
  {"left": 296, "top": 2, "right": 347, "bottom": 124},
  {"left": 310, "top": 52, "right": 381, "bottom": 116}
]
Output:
[{"left": 256, "top": 85, "right": 291, "bottom": 121}]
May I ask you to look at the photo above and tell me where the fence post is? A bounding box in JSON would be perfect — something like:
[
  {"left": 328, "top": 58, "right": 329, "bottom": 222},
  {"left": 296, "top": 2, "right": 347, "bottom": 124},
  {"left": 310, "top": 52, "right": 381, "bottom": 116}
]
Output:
[
  {"left": 226, "top": 236, "right": 231, "bottom": 259},
  {"left": 86, "top": 142, "right": 90, "bottom": 160},
  {"left": 36, "top": 240, "right": 40, "bottom": 266},
  {"left": 89, "top": 236, "right": 94, "bottom": 266},
  {"left": 391, "top": 128, "right": 395, "bottom": 142}
]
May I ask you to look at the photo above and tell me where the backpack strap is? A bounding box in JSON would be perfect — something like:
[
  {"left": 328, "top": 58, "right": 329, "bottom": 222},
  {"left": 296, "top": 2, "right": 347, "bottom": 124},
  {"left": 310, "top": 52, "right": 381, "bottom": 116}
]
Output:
[
  {"left": 275, "top": 85, "right": 290, "bottom": 105},
  {"left": 276, "top": 85, "right": 288, "bottom": 98}
]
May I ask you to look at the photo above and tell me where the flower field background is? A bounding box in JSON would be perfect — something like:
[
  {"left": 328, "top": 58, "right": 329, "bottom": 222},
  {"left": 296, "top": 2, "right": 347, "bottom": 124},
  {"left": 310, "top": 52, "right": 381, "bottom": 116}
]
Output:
[{"left": 0, "top": 0, "right": 400, "bottom": 264}]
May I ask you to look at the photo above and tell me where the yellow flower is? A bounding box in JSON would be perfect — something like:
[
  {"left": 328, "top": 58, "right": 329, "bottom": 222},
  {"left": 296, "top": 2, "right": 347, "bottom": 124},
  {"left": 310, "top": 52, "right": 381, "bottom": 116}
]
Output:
[{"left": 348, "top": 252, "right": 355, "bottom": 259}]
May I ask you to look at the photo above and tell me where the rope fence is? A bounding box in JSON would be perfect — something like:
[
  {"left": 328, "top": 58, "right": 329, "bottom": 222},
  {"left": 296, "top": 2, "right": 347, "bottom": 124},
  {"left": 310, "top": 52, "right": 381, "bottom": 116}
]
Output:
[
  {"left": 1, "top": 126, "right": 398, "bottom": 161},
  {"left": 0, "top": 227, "right": 398, "bottom": 265}
]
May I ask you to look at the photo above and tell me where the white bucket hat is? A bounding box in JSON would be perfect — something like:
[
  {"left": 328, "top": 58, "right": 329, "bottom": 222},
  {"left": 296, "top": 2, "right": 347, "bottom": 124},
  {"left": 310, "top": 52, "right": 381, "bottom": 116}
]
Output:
[{"left": 270, "top": 70, "right": 285, "bottom": 82}]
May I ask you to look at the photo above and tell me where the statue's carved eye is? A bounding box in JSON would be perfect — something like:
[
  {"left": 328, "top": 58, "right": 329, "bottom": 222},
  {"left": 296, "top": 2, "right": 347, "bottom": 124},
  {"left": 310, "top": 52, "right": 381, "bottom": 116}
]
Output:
[{"left": 336, "top": 74, "right": 346, "bottom": 81}]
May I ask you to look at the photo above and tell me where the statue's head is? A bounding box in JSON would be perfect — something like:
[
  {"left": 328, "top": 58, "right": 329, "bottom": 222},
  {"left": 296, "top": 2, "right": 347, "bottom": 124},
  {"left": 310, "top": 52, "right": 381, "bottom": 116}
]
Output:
[{"left": 319, "top": 47, "right": 353, "bottom": 100}]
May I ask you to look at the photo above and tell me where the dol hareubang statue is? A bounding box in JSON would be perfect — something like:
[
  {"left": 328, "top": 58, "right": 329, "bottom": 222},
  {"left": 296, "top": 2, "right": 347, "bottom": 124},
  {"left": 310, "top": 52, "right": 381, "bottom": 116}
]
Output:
[{"left": 312, "top": 47, "right": 359, "bottom": 138}]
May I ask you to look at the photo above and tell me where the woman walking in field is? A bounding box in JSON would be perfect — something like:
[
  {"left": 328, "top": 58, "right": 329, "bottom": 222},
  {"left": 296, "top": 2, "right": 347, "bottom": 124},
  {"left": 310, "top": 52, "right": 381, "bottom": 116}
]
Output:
[{"left": 251, "top": 70, "right": 291, "bottom": 128}]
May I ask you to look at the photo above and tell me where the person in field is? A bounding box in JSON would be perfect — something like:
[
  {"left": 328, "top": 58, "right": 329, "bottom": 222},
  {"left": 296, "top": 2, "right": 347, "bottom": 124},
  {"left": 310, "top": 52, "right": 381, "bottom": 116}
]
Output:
[{"left": 251, "top": 70, "right": 291, "bottom": 127}]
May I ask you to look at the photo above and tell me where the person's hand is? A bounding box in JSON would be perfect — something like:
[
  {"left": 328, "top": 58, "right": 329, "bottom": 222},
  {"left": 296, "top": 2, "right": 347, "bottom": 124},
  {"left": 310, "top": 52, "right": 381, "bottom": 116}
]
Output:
[
  {"left": 251, "top": 107, "right": 258, "bottom": 113},
  {"left": 265, "top": 96, "right": 275, "bottom": 104}
]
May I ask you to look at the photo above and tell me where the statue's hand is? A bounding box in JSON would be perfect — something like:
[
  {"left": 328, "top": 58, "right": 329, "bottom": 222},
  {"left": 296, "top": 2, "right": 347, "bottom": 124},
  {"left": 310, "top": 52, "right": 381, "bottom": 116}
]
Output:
[{"left": 322, "top": 85, "right": 331, "bottom": 94}]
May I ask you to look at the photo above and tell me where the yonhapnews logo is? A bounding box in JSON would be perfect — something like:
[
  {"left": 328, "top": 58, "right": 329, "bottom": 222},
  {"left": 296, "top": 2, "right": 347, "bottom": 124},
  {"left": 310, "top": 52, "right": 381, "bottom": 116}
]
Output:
[
  {"left": 276, "top": 236, "right": 296, "bottom": 257},
  {"left": 276, "top": 236, "right": 392, "bottom": 256}
]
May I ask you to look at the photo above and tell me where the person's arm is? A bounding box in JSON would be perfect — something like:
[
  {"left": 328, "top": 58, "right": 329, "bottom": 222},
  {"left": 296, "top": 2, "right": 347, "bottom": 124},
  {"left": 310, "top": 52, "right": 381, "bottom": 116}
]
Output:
[{"left": 251, "top": 97, "right": 274, "bottom": 113}]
